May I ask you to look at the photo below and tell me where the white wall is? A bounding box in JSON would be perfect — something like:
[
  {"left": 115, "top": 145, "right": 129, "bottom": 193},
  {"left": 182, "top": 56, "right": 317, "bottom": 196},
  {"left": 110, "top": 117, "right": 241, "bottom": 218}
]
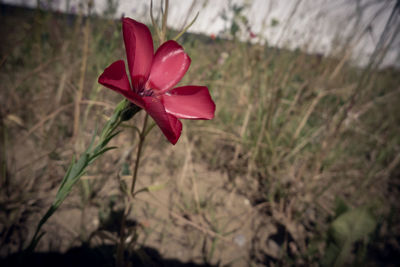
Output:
[{"left": 2, "top": 0, "right": 399, "bottom": 68}]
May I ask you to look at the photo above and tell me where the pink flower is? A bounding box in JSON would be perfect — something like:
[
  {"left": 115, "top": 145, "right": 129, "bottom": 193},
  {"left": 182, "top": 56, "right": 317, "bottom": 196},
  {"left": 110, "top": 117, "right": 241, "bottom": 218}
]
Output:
[{"left": 98, "top": 18, "right": 215, "bottom": 144}]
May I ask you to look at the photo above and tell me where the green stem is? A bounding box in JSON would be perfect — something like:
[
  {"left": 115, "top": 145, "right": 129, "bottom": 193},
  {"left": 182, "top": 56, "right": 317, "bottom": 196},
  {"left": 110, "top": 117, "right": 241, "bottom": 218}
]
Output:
[
  {"left": 116, "top": 208, "right": 127, "bottom": 267},
  {"left": 25, "top": 100, "right": 129, "bottom": 254},
  {"left": 117, "top": 2, "right": 171, "bottom": 265},
  {"left": 130, "top": 113, "right": 149, "bottom": 195},
  {"left": 116, "top": 114, "right": 149, "bottom": 266}
]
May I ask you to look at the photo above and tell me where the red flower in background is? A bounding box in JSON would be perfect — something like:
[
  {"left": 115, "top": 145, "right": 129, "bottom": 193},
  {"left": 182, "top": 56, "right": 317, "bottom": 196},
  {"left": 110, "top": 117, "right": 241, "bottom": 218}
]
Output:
[
  {"left": 249, "top": 31, "right": 257, "bottom": 39},
  {"left": 99, "top": 18, "right": 215, "bottom": 144}
]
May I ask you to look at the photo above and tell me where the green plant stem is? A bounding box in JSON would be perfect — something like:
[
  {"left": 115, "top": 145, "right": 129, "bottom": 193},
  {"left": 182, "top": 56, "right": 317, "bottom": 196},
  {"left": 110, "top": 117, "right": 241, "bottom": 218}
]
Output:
[
  {"left": 117, "top": 3, "right": 169, "bottom": 265},
  {"left": 173, "top": 12, "right": 199, "bottom": 41},
  {"left": 130, "top": 113, "right": 149, "bottom": 195},
  {"left": 116, "top": 114, "right": 149, "bottom": 267},
  {"left": 26, "top": 119, "right": 123, "bottom": 252},
  {"left": 116, "top": 208, "right": 127, "bottom": 267},
  {"left": 25, "top": 100, "right": 130, "bottom": 254}
]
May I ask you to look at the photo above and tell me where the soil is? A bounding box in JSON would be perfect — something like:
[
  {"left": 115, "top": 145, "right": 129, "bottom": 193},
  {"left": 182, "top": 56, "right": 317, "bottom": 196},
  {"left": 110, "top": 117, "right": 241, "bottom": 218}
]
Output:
[{"left": 1, "top": 113, "right": 277, "bottom": 266}]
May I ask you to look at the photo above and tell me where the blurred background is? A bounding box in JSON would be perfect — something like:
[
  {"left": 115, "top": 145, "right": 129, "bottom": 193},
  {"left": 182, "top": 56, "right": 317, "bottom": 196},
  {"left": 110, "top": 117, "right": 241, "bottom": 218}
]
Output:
[{"left": 1, "top": 0, "right": 399, "bottom": 266}]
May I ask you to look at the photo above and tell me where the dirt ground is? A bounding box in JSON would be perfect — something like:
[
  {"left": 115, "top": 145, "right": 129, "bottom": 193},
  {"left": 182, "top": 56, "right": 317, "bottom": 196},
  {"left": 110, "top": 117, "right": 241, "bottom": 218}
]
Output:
[{"left": 2, "top": 110, "right": 283, "bottom": 266}]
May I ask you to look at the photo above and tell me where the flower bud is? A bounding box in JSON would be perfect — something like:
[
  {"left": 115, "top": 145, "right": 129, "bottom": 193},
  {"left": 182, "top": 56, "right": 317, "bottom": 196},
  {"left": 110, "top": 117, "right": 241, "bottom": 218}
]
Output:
[{"left": 120, "top": 103, "right": 141, "bottom": 121}]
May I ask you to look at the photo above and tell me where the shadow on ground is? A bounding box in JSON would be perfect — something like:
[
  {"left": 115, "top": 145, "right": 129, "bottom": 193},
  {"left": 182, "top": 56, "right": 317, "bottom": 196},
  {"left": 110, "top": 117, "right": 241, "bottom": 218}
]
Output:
[{"left": 1, "top": 245, "right": 217, "bottom": 267}]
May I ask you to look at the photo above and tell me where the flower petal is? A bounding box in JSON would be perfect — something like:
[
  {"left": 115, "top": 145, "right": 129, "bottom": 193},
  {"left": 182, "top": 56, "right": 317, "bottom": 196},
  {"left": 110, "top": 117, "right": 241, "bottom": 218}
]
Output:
[
  {"left": 98, "top": 60, "right": 144, "bottom": 108},
  {"left": 122, "top": 18, "right": 154, "bottom": 89},
  {"left": 143, "top": 97, "right": 182, "bottom": 144},
  {"left": 163, "top": 86, "right": 215, "bottom": 120},
  {"left": 147, "top": 40, "right": 191, "bottom": 92}
]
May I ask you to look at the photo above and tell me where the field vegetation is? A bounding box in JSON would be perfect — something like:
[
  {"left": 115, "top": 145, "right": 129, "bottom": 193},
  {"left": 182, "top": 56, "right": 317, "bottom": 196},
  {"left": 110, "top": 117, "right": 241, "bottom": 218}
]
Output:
[{"left": 0, "top": 2, "right": 399, "bottom": 266}]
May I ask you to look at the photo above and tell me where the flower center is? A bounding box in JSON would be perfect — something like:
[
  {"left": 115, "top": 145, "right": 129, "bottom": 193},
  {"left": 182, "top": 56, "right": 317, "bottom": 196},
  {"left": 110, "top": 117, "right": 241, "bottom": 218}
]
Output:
[{"left": 138, "top": 87, "right": 155, "bottom": 97}]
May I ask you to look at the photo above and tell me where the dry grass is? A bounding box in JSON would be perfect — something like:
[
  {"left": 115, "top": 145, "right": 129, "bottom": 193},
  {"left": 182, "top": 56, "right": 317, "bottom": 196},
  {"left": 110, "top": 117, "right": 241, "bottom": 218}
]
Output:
[{"left": 1, "top": 3, "right": 399, "bottom": 266}]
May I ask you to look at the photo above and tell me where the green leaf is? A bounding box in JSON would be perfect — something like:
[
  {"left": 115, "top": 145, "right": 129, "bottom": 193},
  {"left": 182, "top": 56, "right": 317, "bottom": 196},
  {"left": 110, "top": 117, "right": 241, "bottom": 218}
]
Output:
[
  {"left": 271, "top": 18, "right": 279, "bottom": 27},
  {"left": 334, "top": 197, "right": 349, "bottom": 218},
  {"left": 89, "top": 146, "right": 118, "bottom": 163},
  {"left": 101, "top": 130, "right": 121, "bottom": 147},
  {"left": 133, "top": 182, "right": 167, "bottom": 197},
  {"left": 58, "top": 156, "right": 75, "bottom": 191},
  {"left": 331, "top": 208, "right": 376, "bottom": 246},
  {"left": 86, "top": 126, "right": 98, "bottom": 154},
  {"left": 322, "top": 207, "right": 376, "bottom": 267}
]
